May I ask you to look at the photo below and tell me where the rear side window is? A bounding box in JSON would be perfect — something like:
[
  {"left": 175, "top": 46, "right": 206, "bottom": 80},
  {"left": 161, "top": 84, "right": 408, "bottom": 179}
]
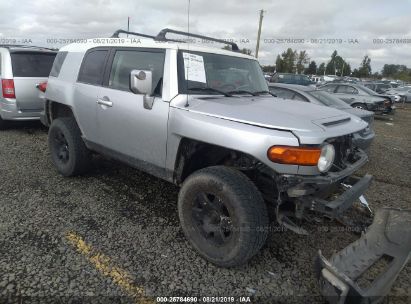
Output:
[
  {"left": 322, "top": 84, "right": 337, "bottom": 93},
  {"left": 50, "top": 52, "right": 68, "bottom": 77},
  {"left": 336, "top": 85, "right": 358, "bottom": 94},
  {"left": 10, "top": 52, "right": 56, "bottom": 77},
  {"left": 78, "top": 50, "right": 108, "bottom": 85},
  {"left": 108, "top": 50, "right": 165, "bottom": 95}
]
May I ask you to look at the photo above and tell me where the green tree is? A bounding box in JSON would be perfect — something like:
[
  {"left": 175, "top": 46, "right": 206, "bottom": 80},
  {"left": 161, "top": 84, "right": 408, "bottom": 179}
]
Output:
[
  {"left": 296, "top": 50, "right": 309, "bottom": 74},
  {"left": 262, "top": 65, "right": 276, "bottom": 73},
  {"left": 358, "top": 55, "right": 372, "bottom": 77},
  {"left": 325, "top": 50, "right": 350, "bottom": 76},
  {"left": 305, "top": 61, "right": 317, "bottom": 75},
  {"left": 240, "top": 48, "right": 252, "bottom": 55},
  {"left": 317, "top": 63, "right": 326, "bottom": 75},
  {"left": 351, "top": 68, "right": 360, "bottom": 78},
  {"left": 281, "top": 48, "right": 297, "bottom": 73},
  {"left": 275, "top": 55, "right": 284, "bottom": 73}
]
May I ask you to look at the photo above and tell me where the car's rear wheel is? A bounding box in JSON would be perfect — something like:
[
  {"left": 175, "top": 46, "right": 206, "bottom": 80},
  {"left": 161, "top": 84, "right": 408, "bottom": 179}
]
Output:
[
  {"left": 48, "top": 117, "right": 91, "bottom": 176},
  {"left": 178, "top": 166, "right": 269, "bottom": 267}
]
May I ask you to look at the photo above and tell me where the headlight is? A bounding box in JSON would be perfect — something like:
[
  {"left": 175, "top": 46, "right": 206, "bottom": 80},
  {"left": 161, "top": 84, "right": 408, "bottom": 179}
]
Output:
[{"left": 317, "top": 144, "right": 335, "bottom": 172}]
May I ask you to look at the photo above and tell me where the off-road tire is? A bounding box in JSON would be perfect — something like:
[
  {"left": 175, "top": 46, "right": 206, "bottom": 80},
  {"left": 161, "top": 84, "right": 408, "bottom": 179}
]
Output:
[
  {"left": 178, "top": 166, "right": 269, "bottom": 267},
  {"left": 48, "top": 117, "right": 91, "bottom": 176}
]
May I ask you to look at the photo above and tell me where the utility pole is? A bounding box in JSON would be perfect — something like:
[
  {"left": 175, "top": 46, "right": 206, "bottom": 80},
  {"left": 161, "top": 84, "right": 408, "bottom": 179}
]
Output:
[
  {"left": 255, "top": 9, "right": 265, "bottom": 59},
  {"left": 127, "top": 17, "right": 130, "bottom": 37}
]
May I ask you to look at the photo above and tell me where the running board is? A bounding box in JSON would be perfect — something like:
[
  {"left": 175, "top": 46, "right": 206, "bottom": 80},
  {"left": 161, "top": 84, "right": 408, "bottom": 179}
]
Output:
[{"left": 315, "top": 208, "right": 411, "bottom": 304}]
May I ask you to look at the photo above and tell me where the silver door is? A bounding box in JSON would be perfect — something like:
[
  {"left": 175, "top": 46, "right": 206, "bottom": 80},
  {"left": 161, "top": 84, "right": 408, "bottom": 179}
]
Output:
[
  {"left": 95, "top": 49, "right": 169, "bottom": 169},
  {"left": 73, "top": 49, "right": 110, "bottom": 142}
]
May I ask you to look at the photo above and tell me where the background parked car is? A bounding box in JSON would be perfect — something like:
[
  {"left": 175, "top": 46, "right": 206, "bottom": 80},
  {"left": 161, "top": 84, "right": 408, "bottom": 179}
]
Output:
[
  {"left": 363, "top": 82, "right": 392, "bottom": 94},
  {"left": 268, "top": 83, "right": 375, "bottom": 151},
  {"left": 385, "top": 86, "right": 411, "bottom": 102},
  {"left": 318, "top": 82, "right": 394, "bottom": 114},
  {"left": 0, "top": 45, "right": 57, "bottom": 129},
  {"left": 270, "top": 73, "right": 315, "bottom": 86}
]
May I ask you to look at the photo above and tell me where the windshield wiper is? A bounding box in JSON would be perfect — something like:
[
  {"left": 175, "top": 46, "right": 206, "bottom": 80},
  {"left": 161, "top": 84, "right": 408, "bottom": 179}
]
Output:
[
  {"left": 188, "top": 87, "right": 232, "bottom": 97},
  {"left": 227, "top": 90, "right": 257, "bottom": 96},
  {"left": 254, "top": 90, "right": 277, "bottom": 97}
]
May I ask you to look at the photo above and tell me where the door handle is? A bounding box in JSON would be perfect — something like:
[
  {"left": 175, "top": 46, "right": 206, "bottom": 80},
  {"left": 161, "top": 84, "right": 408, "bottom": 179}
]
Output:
[{"left": 96, "top": 97, "right": 113, "bottom": 107}]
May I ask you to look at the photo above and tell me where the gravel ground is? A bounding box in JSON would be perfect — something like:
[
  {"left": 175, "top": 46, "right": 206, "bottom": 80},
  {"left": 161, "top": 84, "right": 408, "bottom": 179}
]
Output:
[{"left": 0, "top": 105, "right": 410, "bottom": 303}]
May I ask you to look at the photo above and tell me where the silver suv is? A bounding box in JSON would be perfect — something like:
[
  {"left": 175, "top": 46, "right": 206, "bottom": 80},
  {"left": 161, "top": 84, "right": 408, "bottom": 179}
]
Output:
[
  {"left": 0, "top": 45, "right": 56, "bottom": 129},
  {"left": 43, "top": 29, "right": 372, "bottom": 267}
]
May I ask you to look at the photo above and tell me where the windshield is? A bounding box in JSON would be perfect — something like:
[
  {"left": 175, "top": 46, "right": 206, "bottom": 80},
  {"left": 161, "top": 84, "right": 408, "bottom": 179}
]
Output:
[
  {"left": 307, "top": 90, "right": 351, "bottom": 109},
  {"left": 177, "top": 51, "right": 268, "bottom": 95}
]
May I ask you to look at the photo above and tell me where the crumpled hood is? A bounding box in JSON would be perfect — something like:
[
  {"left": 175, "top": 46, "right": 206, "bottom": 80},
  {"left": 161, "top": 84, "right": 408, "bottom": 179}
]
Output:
[{"left": 173, "top": 96, "right": 368, "bottom": 144}]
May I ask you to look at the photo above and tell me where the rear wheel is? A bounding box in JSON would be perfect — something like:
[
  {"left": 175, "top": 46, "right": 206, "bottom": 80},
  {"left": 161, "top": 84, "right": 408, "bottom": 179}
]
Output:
[
  {"left": 48, "top": 117, "right": 91, "bottom": 176},
  {"left": 178, "top": 166, "right": 269, "bottom": 267}
]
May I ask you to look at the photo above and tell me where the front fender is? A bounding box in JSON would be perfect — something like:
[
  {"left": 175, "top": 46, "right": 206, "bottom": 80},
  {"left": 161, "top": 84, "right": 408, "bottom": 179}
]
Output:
[{"left": 166, "top": 107, "right": 300, "bottom": 175}]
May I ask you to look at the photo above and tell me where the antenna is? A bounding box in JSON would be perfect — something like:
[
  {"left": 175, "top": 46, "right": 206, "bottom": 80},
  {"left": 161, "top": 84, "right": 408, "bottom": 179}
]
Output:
[{"left": 185, "top": 0, "right": 191, "bottom": 107}]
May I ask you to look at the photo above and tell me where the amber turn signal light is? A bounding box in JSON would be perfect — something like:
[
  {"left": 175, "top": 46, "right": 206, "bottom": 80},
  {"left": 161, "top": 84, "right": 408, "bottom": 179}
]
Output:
[{"left": 267, "top": 146, "right": 321, "bottom": 166}]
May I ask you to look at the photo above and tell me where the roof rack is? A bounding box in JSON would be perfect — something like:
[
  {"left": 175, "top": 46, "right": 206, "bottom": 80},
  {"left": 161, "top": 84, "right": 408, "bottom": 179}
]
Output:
[
  {"left": 110, "top": 28, "right": 240, "bottom": 52},
  {"left": 0, "top": 44, "right": 57, "bottom": 51},
  {"left": 110, "top": 30, "right": 156, "bottom": 40}
]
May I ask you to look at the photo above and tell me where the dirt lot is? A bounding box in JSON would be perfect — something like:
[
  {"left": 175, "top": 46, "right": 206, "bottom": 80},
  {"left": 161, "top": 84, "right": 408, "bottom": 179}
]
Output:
[{"left": 0, "top": 105, "right": 410, "bottom": 303}]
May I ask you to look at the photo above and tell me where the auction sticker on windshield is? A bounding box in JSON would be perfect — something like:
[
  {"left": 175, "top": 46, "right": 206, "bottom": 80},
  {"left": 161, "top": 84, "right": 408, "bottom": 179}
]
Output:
[{"left": 183, "top": 52, "right": 207, "bottom": 83}]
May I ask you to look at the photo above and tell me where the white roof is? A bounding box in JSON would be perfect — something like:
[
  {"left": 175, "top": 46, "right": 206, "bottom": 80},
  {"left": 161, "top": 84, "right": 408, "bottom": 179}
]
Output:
[{"left": 60, "top": 38, "right": 255, "bottom": 60}]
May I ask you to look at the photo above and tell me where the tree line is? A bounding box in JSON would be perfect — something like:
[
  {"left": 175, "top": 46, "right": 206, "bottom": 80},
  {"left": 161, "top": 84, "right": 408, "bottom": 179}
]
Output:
[
  {"left": 223, "top": 46, "right": 411, "bottom": 82},
  {"left": 261, "top": 48, "right": 411, "bottom": 81}
]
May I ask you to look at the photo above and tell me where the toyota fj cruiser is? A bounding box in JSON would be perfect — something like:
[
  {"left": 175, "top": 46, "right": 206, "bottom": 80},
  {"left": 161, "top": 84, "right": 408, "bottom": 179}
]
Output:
[{"left": 43, "top": 29, "right": 375, "bottom": 268}]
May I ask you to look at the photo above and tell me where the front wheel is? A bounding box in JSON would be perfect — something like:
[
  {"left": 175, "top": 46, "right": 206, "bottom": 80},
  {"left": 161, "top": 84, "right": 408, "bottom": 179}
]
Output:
[
  {"left": 178, "top": 166, "right": 269, "bottom": 267},
  {"left": 48, "top": 117, "right": 91, "bottom": 176}
]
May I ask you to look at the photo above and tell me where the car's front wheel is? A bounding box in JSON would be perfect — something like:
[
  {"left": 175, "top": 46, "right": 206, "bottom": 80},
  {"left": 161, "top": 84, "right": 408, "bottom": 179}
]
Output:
[
  {"left": 48, "top": 117, "right": 91, "bottom": 176},
  {"left": 178, "top": 166, "right": 269, "bottom": 267}
]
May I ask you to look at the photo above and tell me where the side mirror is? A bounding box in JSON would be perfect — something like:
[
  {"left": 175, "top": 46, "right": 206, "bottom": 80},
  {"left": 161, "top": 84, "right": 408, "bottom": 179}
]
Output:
[
  {"left": 130, "top": 70, "right": 152, "bottom": 95},
  {"left": 130, "top": 70, "right": 155, "bottom": 109}
]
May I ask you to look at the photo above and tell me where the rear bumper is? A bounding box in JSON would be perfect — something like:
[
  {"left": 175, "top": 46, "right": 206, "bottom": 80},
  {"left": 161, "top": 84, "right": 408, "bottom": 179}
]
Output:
[{"left": 0, "top": 100, "right": 42, "bottom": 121}]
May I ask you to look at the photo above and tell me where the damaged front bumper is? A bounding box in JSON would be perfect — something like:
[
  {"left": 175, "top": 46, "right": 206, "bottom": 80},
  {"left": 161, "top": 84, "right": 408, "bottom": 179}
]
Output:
[
  {"left": 315, "top": 208, "right": 411, "bottom": 304},
  {"left": 277, "top": 149, "right": 371, "bottom": 223}
]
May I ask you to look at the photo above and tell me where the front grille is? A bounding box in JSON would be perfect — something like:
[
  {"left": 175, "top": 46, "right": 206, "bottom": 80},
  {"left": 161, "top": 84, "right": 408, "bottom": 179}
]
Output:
[{"left": 327, "top": 135, "right": 355, "bottom": 172}]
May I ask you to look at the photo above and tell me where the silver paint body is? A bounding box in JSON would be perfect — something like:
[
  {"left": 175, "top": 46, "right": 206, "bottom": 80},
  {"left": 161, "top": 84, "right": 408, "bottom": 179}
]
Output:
[
  {"left": 45, "top": 39, "right": 368, "bottom": 181},
  {"left": 0, "top": 47, "right": 56, "bottom": 121}
]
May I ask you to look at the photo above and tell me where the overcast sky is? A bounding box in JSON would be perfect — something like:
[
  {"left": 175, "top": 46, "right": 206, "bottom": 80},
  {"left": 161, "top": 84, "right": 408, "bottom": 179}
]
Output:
[{"left": 1, "top": 0, "right": 410, "bottom": 72}]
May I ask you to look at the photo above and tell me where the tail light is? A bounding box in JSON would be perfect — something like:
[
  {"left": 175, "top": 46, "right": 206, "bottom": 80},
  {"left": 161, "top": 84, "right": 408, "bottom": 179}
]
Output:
[
  {"left": 1, "top": 79, "right": 16, "bottom": 98},
  {"left": 36, "top": 81, "right": 47, "bottom": 93}
]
